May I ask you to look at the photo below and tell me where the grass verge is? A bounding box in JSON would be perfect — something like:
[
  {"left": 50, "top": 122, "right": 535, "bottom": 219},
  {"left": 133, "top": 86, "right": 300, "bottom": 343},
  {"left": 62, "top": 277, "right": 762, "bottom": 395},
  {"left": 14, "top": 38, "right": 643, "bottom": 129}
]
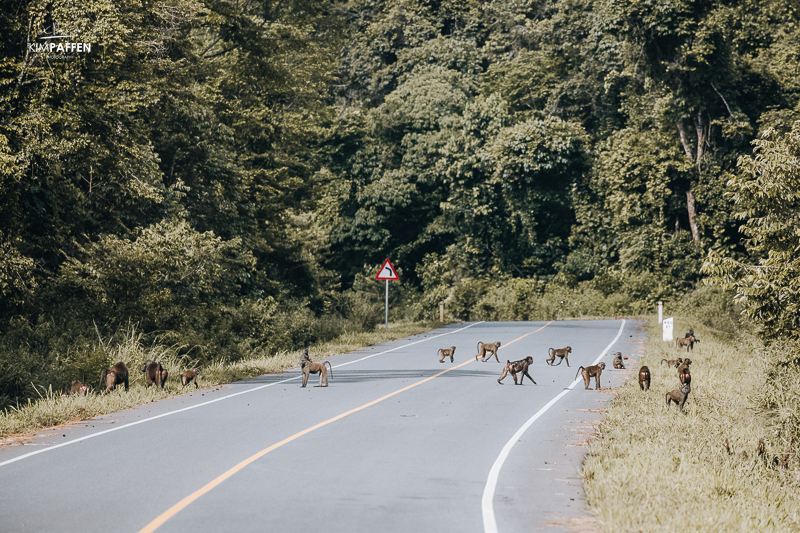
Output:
[
  {"left": 0, "top": 320, "right": 443, "bottom": 440},
  {"left": 582, "top": 316, "right": 800, "bottom": 532}
]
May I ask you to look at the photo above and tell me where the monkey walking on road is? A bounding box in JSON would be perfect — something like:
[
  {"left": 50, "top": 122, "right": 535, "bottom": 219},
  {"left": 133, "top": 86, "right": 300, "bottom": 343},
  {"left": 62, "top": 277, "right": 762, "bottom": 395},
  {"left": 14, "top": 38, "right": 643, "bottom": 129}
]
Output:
[
  {"left": 497, "top": 357, "right": 537, "bottom": 385},
  {"left": 437, "top": 346, "right": 456, "bottom": 363},
  {"left": 546, "top": 346, "right": 572, "bottom": 366},
  {"left": 475, "top": 342, "right": 501, "bottom": 362},
  {"left": 301, "top": 349, "right": 333, "bottom": 387},
  {"left": 575, "top": 363, "right": 605, "bottom": 390}
]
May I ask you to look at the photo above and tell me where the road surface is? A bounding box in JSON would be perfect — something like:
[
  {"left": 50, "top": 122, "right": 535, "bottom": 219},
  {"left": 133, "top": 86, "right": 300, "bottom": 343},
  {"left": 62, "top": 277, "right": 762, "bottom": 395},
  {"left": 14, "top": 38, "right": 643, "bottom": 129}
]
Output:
[{"left": 0, "top": 319, "right": 645, "bottom": 533}]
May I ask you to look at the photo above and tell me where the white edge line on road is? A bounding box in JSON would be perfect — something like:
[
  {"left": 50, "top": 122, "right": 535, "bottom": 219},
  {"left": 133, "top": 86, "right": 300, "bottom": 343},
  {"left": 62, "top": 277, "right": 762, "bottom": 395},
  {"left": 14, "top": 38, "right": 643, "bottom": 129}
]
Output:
[
  {"left": 0, "top": 321, "right": 485, "bottom": 468},
  {"left": 481, "top": 319, "right": 627, "bottom": 533}
]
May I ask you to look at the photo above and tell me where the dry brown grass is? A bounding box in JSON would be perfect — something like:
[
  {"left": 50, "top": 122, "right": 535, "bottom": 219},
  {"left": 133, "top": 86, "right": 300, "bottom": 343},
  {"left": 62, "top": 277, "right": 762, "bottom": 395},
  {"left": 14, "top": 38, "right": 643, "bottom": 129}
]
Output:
[{"left": 582, "top": 316, "right": 800, "bottom": 532}]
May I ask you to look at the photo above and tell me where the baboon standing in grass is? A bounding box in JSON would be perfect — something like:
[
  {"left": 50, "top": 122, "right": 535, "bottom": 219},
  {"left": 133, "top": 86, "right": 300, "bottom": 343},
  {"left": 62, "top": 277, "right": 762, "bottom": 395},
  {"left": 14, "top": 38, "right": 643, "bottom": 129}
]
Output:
[
  {"left": 666, "top": 385, "right": 691, "bottom": 412},
  {"left": 638, "top": 366, "right": 650, "bottom": 391},
  {"left": 141, "top": 360, "right": 168, "bottom": 389},
  {"left": 181, "top": 369, "right": 200, "bottom": 388},
  {"left": 100, "top": 362, "right": 129, "bottom": 394}
]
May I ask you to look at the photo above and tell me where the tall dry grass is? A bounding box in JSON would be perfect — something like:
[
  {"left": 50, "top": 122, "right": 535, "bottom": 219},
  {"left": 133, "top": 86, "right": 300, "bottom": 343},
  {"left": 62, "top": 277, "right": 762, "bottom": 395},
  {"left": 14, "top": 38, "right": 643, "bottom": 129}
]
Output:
[{"left": 582, "top": 317, "right": 800, "bottom": 532}]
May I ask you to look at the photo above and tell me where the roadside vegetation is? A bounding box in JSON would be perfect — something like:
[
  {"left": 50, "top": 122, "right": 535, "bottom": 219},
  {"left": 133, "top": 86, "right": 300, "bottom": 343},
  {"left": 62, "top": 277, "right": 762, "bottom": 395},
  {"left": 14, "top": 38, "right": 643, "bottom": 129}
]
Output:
[{"left": 582, "top": 306, "right": 800, "bottom": 531}]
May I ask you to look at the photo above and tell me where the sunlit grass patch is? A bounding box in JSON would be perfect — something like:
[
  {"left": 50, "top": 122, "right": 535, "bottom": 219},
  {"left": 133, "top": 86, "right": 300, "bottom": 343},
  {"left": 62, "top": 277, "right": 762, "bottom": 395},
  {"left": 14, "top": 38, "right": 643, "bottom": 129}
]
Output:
[
  {"left": 0, "top": 320, "right": 443, "bottom": 439},
  {"left": 582, "top": 317, "right": 800, "bottom": 532}
]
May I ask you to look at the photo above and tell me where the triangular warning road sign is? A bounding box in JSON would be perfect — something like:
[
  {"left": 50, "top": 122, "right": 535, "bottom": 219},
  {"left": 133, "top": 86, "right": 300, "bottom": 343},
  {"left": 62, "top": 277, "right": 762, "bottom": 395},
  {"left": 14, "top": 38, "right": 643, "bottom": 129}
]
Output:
[{"left": 375, "top": 259, "right": 399, "bottom": 280}]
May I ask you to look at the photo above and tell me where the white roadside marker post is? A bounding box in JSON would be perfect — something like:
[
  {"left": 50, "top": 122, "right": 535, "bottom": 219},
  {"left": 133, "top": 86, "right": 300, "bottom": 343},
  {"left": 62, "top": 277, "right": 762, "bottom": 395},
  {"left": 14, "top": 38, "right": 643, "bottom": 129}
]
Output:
[{"left": 662, "top": 316, "right": 673, "bottom": 342}]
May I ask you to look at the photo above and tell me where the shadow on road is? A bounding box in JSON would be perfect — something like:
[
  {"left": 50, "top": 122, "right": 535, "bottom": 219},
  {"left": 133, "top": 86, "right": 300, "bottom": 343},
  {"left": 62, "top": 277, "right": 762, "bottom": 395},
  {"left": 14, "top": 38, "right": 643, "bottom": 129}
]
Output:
[{"left": 235, "top": 367, "right": 502, "bottom": 385}]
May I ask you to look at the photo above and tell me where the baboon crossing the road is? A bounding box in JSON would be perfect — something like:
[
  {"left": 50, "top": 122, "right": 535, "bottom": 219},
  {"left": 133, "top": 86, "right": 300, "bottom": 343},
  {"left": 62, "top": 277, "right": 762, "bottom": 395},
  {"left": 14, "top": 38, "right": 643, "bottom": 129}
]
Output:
[
  {"left": 497, "top": 357, "right": 537, "bottom": 385},
  {"left": 475, "top": 342, "right": 501, "bottom": 362},
  {"left": 546, "top": 346, "right": 572, "bottom": 367},
  {"left": 437, "top": 346, "right": 456, "bottom": 363},
  {"left": 575, "top": 363, "right": 605, "bottom": 390},
  {"left": 300, "top": 349, "right": 333, "bottom": 387}
]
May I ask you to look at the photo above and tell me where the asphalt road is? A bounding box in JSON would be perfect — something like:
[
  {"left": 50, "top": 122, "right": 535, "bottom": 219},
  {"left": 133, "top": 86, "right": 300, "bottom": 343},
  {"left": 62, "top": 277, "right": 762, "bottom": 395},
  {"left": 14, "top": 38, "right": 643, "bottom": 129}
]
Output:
[{"left": 0, "top": 319, "right": 645, "bottom": 533}]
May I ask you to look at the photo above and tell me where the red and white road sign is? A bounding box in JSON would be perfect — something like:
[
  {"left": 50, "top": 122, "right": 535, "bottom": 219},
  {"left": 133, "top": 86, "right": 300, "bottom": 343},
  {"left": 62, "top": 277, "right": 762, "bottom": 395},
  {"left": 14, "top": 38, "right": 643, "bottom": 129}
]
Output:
[{"left": 375, "top": 259, "right": 399, "bottom": 280}]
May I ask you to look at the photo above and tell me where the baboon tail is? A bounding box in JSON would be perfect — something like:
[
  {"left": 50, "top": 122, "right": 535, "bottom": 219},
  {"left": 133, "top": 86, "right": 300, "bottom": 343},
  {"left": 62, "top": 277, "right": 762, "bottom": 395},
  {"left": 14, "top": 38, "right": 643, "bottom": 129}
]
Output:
[
  {"left": 574, "top": 366, "right": 585, "bottom": 380},
  {"left": 325, "top": 361, "right": 333, "bottom": 377},
  {"left": 477, "top": 341, "right": 482, "bottom": 352},
  {"left": 548, "top": 347, "right": 554, "bottom": 356}
]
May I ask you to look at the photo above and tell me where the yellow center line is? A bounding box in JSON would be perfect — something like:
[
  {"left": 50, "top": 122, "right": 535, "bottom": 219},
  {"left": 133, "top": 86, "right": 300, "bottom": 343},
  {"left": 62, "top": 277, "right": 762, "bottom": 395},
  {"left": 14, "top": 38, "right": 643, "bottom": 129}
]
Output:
[{"left": 138, "top": 321, "right": 553, "bottom": 533}]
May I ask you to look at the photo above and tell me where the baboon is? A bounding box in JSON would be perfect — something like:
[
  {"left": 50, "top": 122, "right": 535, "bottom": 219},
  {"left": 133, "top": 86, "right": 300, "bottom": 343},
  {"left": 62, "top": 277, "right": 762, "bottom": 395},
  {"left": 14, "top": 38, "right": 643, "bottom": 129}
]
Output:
[
  {"left": 774, "top": 447, "right": 792, "bottom": 469},
  {"left": 677, "top": 359, "right": 692, "bottom": 386},
  {"left": 437, "top": 346, "right": 456, "bottom": 363},
  {"left": 100, "top": 362, "right": 129, "bottom": 394},
  {"left": 497, "top": 357, "right": 537, "bottom": 385},
  {"left": 757, "top": 439, "right": 766, "bottom": 458},
  {"left": 70, "top": 379, "right": 88, "bottom": 395},
  {"left": 638, "top": 366, "right": 651, "bottom": 391},
  {"left": 661, "top": 358, "right": 683, "bottom": 368},
  {"left": 546, "top": 346, "right": 572, "bottom": 367},
  {"left": 62, "top": 380, "right": 88, "bottom": 398},
  {"left": 665, "top": 384, "right": 691, "bottom": 412},
  {"left": 676, "top": 335, "right": 696, "bottom": 351},
  {"left": 575, "top": 363, "right": 605, "bottom": 390},
  {"left": 141, "top": 360, "right": 168, "bottom": 389},
  {"left": 180, "top": 369, "right": 200, "bottom": 389},
  {"left": 475, "top": 342, "right": 501, "bottom": 362},
  {"left": 301, "top": 357, "right": 333, "bottom": 387},
  {"left": 612, "top": 352, "right": 625, "bottom": 369}
]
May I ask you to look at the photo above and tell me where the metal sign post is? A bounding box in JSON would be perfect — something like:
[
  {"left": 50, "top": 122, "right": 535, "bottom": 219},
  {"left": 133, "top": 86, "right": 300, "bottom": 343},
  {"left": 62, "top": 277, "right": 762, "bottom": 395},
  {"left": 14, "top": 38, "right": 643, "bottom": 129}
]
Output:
[
  {"left": 375, "top": 259, "right": 399, "bottom": 329},
  {"left": 658, "top": 301, "right": 663, "bottom": 324}
]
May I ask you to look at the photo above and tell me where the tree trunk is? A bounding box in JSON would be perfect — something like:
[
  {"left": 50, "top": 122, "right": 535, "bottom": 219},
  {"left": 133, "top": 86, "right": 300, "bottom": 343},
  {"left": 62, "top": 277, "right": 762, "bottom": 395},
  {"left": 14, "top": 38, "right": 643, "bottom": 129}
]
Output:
[
  {"left": 676, "top": 121, "right": 694, "bottom": 160},
  {"left": 676, "top": 120, "right": 701, "bottom": 243},
  {"left": 694, "top": 111, "right": 707, "bottom": 171},
  {"left": 686, "top": 190, "right": 700, "bottom": 242}
]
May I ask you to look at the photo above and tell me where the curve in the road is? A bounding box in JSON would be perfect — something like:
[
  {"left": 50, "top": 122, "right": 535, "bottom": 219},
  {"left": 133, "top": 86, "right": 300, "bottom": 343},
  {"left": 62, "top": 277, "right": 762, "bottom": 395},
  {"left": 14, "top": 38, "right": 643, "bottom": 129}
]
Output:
[{"left": 481, "top": 319, "right": 627, "bottom": 533}]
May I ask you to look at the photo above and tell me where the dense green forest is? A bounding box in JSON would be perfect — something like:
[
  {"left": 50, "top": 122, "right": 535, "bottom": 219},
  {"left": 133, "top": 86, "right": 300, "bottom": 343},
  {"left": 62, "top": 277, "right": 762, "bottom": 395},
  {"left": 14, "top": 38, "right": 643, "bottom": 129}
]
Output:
[{"left": 0, "top": 0, "right": 798, "bottom": 407}]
